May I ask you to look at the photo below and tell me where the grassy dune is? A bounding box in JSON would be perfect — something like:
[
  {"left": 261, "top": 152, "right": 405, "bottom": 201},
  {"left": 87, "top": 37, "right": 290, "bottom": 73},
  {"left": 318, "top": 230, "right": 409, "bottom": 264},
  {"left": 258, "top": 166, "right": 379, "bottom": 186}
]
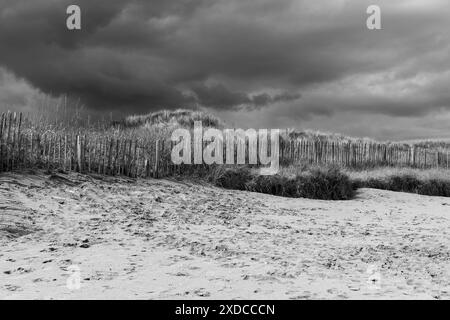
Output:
[
  {"left": 349, "top": 167, "right": 450, "bottom": 197},
  {"left": 1, "top": 103, "right": 450, "bottom": 199},
  {"left": 207, "top": 165, "right": 355, "bottom": 200}
]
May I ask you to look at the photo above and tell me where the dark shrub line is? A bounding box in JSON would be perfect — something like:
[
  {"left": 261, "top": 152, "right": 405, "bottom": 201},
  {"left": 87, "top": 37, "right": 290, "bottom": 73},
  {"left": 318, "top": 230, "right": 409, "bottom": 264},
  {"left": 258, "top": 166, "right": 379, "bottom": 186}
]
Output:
[
  {"left": 183, "top": 165, "right": 450, "bottom": 199},
  {"left": 210, "top": 166, "right": 356, "bottom": 200},
  {"left": 352, "top": 174, "right": 450, "bottom": 197}
]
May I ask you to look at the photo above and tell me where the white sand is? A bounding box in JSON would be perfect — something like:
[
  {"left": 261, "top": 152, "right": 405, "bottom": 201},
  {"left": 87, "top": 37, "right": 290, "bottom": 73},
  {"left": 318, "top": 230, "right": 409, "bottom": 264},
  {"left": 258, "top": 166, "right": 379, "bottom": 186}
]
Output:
[{"left": 1, "top": 171, "right": 449, "bottom": 299}]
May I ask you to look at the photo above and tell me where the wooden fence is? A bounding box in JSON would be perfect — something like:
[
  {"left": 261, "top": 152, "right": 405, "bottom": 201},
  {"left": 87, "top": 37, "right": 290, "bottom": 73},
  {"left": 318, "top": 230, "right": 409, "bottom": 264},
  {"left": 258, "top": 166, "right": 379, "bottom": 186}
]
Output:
[
  {"left": 279, "top": 139, "right": 449, "bottom": 169},
  {"left": 0, "top": 112, "right": 449, "bottom": 177},
  {"left": 0, "top": 112, "right": 167, "bottom": 178}
]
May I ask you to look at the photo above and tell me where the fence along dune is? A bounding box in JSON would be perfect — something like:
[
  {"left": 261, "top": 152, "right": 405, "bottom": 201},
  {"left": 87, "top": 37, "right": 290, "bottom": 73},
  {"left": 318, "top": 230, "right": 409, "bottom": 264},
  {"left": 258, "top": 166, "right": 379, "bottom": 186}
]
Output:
[{"left": 0, "top": 112, "right": 449, "bottom": 178}]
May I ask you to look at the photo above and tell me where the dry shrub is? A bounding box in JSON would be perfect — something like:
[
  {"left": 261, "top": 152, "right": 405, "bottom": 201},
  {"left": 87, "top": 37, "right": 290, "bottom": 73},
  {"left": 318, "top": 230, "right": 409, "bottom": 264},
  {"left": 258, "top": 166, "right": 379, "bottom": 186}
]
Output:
[
  {"left": 351, "top": 169, "right": 450, "bottom": 197},
  {"left": 245, "top": 175, "right": 293, "bottom": 196},
  {"left": 208, "top": 166, "right": 253, "bottom": 190},
  {"left": 295, "top": 167, "right": 355, "bottom": 200},
  {"left": 210, "top": 165, "right": 355, "bottom": 200}
]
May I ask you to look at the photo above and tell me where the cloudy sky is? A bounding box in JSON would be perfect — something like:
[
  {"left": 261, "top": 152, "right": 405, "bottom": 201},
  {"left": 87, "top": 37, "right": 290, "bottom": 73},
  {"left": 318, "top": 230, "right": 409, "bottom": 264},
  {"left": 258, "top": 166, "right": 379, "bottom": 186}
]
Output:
[{"left": 0, "top": 0, "right": 449, "bottom": 140}]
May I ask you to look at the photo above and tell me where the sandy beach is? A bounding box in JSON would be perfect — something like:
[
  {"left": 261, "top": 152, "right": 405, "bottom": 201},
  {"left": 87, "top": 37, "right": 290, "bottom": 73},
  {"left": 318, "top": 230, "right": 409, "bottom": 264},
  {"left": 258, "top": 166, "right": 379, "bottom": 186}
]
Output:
[{"left": 1, "top": 171, "right": 449, "bottom": 299}]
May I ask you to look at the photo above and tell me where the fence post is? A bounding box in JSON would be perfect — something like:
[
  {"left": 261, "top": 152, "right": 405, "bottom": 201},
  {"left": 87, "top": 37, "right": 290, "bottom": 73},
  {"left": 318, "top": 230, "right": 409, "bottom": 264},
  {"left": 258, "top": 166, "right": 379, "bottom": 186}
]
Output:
[
  {"left": 11, "top": 112, "right": 17, "bottom": 170},
  {"left": 62, "top": 135, "right": 66, "bottom": 171},
  {"left": 107, "top": 138, "right": 113, "bottom": 175},
  {"left": 114, "top": 139, "right": 119, "bottom": 175},
  {"left": 436, "top": 151, "right": 439, "bottom": 168},
  {"left": 76, "top": 135, "right": 82, "bottom": 172},
  {"left": 447, "top": 151, "right": 449, "bottom": 170},
  {"left": 154, "top": 139, "right": 160, "bottom": 178},
  {"left": 17, "top": 113, "right": 22, "bottom": 168},
  {"left": 6, "top": 112, "right": 13, "bottom": 171},
  {"left": 0, "top": 113, "right": 4, "bottom": 172},
  {"left": 145, "top": 159, "right": 150, "bottom": 178}
]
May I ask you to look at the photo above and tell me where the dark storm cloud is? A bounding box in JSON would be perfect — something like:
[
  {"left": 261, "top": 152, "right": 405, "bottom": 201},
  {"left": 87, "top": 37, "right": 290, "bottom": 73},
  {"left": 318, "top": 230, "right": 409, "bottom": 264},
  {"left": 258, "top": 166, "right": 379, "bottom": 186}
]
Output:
[
  {"left": 0, "top": 0, "right": 201, "bottom": 111},
  {"left": 0, "top": 0, "right": 449, "bottom": 122},
  {"left": 192, "top": 83, "right": 301, "bottom": 110}
]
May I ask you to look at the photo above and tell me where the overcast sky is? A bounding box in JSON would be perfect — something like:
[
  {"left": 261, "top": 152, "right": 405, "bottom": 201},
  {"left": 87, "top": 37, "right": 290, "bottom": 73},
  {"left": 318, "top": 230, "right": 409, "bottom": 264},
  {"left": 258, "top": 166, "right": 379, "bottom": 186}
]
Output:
[{"left": 0, "top": 0, "right": 449, "bottom": 140}]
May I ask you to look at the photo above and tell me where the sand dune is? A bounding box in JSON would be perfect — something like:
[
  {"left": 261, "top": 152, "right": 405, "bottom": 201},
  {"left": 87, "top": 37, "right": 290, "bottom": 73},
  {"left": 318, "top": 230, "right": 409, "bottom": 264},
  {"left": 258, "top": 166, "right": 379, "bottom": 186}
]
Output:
[{"left": 1, "top": 171, "right": 449, "bottom": 299}]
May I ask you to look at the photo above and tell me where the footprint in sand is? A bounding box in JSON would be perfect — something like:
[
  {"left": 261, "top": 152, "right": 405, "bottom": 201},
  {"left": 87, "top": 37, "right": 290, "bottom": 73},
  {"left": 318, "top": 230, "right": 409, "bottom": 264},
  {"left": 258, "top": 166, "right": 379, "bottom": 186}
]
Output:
[
  {"left": 193, "top": 288, "right": 211, "bottom": 297},
  {"left": 4, "top": 284, "right": 22, "bottom": 292}
]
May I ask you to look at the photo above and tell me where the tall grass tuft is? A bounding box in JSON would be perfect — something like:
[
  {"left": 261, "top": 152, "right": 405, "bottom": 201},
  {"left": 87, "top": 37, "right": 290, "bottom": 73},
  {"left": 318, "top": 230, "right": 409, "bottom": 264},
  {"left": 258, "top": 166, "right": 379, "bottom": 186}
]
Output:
[
  {"left": 207, "top": 165, "right": 355, "bottom": 200},
  {"left": 350, "top": 167, "right": 450, "bottom": 197},
  {"left": 246, "top": 166, "right": 355, "bottom": 200},
  {"left": 123, "top": 109, "right": 225, "bottom": 129},
  {"left": 208, "top": 166, "right": 253, "bottom": 190}
]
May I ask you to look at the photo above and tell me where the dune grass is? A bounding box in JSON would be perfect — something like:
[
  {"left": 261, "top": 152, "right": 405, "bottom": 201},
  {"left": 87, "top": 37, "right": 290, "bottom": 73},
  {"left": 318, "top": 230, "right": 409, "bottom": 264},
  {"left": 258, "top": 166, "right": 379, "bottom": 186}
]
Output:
[
  {"left": 206, "top": 165, "right": 450, "bottom": 199},
  {"left": 348, "top": 167, "right": 450, "bottom": 197},
  {"left": 207, "top": 165, "right": 356, "bottom": 200},
  {"left": 122, "top": 109, "right": 225, "bottom": 129},
  {"left": 3, "top": 100, "right": 450, "bottom": 198}
]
